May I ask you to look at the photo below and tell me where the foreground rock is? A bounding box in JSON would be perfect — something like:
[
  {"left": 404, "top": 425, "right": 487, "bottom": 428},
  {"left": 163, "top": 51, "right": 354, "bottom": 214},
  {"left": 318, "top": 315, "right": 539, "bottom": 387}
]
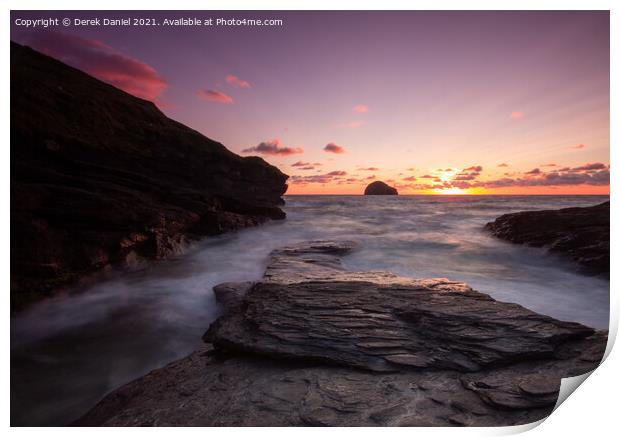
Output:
[
  {"left": 485, "top": 202, "right": 609, "bottom": 276},
  {"left": 10, "top": 42, "right": 288, "bottom": 308},
  {"left": 364, "top": 181, "right": 398, "bottom": 195},
  {"left": 78, "top": 241, "right": 606, "bottom": 426}
]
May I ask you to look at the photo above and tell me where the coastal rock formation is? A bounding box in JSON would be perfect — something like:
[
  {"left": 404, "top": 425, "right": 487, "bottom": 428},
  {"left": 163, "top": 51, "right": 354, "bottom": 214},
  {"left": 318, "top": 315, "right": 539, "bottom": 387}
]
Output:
[
  {"left": 10, "top": 42, "right": 288, "bottom": 307},
  {"left": 364, "top": 181, "right": 398, "bottom": 195},
  {"left": 485, "top": 202, "right": 609, "bottom": 275},
  {"left": 78, "top": 241, "right": 606, "bottom": 426}
]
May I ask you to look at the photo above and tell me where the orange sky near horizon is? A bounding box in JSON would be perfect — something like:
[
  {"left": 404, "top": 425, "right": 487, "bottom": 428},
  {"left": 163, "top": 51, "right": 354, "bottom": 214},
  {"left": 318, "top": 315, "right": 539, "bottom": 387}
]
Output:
[{"left": 12, "top": 11, "right": 609, "bottom": 196}]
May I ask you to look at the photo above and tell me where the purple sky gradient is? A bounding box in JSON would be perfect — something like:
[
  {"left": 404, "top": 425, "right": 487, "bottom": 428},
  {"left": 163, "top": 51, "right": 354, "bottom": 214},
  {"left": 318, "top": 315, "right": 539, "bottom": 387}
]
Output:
[{"left": 11, "top": 11, "right": 610, "bottom": 194}]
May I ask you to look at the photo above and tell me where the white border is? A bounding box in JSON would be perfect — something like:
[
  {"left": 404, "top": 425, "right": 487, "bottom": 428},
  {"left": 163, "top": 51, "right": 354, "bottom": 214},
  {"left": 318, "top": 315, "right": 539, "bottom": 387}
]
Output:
[{"left": 3, "top": 1, "right": 617, "bottom": 435}]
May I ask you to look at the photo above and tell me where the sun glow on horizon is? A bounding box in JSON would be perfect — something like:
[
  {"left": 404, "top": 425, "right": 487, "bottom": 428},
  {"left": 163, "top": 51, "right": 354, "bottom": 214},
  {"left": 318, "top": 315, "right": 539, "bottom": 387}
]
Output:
[{"left": 435, "top": 187, "right": 465, "bottom": 195}]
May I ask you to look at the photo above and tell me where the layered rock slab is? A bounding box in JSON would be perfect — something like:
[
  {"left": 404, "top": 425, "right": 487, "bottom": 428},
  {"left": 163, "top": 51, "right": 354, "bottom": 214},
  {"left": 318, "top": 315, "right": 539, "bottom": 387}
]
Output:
[
  {"left": 76, "top": 332, "right": 605, "bottom": 427},
  {"left": 207, "top": 242, "right": 595, "bottom": 373},
  {"left": 485, "top": 202, "right": 609, "bottom": 276},
  {"left": 78, "top": 241, "right": 606, "bottom": 426}
]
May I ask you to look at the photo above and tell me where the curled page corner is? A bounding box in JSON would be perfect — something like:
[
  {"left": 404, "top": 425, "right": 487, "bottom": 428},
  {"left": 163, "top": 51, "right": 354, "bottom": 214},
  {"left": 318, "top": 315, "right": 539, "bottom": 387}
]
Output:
[
  {"left": 497, "top": 369, "right": 599, "bottom": 436},
  {"left": 553, "top": 370, "right": 595, "bottom": 412}
]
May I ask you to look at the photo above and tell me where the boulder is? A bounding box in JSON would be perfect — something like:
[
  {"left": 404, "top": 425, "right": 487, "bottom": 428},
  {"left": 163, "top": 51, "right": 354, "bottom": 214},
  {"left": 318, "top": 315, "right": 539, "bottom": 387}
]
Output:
[
  {"left": 485, "top": 202, "right": 609, "bottom": 275},
  {"left": 364, "top": 181, "right": 398, "bottom": 195}
]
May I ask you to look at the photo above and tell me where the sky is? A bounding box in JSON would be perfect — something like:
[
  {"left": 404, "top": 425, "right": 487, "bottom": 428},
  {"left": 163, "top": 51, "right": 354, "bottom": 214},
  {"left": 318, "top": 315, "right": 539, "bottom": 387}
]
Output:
[{"left": 11, "top": 11, "right": 610, "bottom": 194}]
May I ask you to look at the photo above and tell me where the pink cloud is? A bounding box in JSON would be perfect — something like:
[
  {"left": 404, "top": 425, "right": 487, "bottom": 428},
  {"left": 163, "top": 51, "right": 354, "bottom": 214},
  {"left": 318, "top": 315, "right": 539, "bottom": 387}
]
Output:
[
  {"left": 498, "top": 163, "right": 509, "bottom": 167},
  {"left": 464, "top": 165, "right": 483, "bottom": 172},
  {"left": 510, "top": 111, "right": 524, "bottom": 119},
  {"left": 324, "top": 143, "right": 346, "bottom": 154},
  {"left": 569, "top": 144, "right": 587, "bottom": 150},
  {"left": 291, "top": 161, "right": 316, "bottom": 170},
  {"left": 242, "top": 139, "right": 303, "bottom": 156},
  {"left": 353, "top": 104, "right": 369, "bottom": 113},
  {"left": 337, "top": 120, "right": 364, "bottom": 129},
  {"left": 359, "top": 167, "right": 379, "bottom": 171},
  {"left": 571, "top": 162, "right": 607, "bottom": 171},
  {"left": 21, "top": 31, "right": 168, "bottom": 102},
  {"left": 225, "top": 74, "right": 251, "bottom": 88},
  {"left": 438, "top": 163, "right": 611, "bottom": 190},
  {"left": 197, "top": 89, "right": 234, "bottom": 104},
  {"left": 327, "top": 170, "right": 347, "bottom": 176}
]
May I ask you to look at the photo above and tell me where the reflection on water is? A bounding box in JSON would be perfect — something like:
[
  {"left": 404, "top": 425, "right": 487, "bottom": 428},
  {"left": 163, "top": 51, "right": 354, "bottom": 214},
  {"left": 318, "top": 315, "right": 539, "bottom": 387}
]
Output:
[{"left": 11, "top": 195, "right": 609, "bottom": 426}]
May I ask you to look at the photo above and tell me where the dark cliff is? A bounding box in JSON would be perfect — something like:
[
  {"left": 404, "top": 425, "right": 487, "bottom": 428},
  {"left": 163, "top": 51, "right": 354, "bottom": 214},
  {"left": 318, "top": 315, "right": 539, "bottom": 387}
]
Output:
[
  {"left": 485, "top": 201, "right": 609, "bottom": 276},
  {"left": 10, "top": 42, "right": 288, "bottom": 307}
]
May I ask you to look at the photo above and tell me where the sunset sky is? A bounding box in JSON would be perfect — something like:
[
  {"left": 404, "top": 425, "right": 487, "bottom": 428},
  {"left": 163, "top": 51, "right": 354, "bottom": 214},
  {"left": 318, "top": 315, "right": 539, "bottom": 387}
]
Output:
[{"left": 11, "top": 11, "right": 610, "bottom": 194}]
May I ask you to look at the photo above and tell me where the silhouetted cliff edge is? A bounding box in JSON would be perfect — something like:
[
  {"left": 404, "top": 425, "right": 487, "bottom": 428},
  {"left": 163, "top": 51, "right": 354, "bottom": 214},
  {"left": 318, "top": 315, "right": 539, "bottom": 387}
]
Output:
[{"left": 10, "top": 42, "right": 288, "bottom": 308}]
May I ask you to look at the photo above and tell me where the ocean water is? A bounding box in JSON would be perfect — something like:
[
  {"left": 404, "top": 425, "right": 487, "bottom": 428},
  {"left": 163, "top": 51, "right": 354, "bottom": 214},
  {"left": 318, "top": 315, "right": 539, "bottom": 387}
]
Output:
[{"left": 10, "top": 195, "right": 610, "bottom": 426}]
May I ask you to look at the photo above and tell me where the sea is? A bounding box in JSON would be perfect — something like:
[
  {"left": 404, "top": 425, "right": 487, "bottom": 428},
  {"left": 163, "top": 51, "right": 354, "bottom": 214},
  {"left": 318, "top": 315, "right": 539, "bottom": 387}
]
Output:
[{"left": 10, "top": 195, "right": 610, "bottom": 426}]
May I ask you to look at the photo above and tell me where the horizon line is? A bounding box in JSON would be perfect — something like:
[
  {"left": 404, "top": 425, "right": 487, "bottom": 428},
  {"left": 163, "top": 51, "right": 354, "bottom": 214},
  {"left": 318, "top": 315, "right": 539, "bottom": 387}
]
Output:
[{"left": 283, "top": 193, "right": 611, "bottom": 196}]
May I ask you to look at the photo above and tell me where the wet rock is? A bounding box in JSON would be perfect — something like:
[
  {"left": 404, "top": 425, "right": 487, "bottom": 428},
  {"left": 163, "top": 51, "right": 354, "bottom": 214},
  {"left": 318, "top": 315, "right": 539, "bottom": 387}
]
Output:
[
  {"left": 78, "top": 241, "right": 606, "bottom": 426},
  {"left": 485, "top": 202, "right": 609, "bottom": 276},
  {"left": 364, "top": 181, "right": 398, "bottom": 195},
  {"left": 10, "top": 42, "right": 288, "bottom": 307}
]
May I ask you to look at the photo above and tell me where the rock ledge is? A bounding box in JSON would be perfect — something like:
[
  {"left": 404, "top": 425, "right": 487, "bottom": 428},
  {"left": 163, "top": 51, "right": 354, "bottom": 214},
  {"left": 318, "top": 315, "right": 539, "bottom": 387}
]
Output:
[{"left": 77, "top": 241, "right": 606, "bottom": 427}]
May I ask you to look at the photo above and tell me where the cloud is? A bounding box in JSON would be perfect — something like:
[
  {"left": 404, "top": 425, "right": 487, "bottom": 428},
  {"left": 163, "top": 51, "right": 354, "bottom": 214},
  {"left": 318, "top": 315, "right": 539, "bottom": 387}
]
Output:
[
  {"left": 197, "top": 89, "right": 234, "bottom": 104},
  {"left": 453, "top": 173, "right": 478, "bottom": 181},
  {"left": 242, "top": 139, "right": 304, "bottom": 156},
  {"left": 571, "top": 162, "right": 607, "bottom": 171},
  {"left": 366, "top": 175, "right": 376, "bottom": 180},
  {"left": 403, "top": 176, "right": 417, "bottom": 182},
  {"left": 464, "top": 165, "right": 483, "bottom": 172},
  {"left": 291, "top": 161, "right": 319, "bottom": 170},
  {"left": 453, "top": 165, "right": 483, "bottom": 181},
  {"left": 510, "top": 111, "right": 524, "bottom": 119},
  {"left": 541, "top": 163, "right": 557, "bottom": 167},
  {"left": 225, "top": 74, "right": 251, "bottom": 88},
  {"left": 21, "top": 31, "right": 167, "bottom": 101},
  {"left": 337, "top": 120, "right": 364, "bottom": 129},
  {"left": 476, "top": 170, "right": 609, "bottom": 188},
  {"left": 470, "top": 163, "right": 610, "bottom": 189},
  {"left": 289, "top": 175, "right": 333, "bottom": 185},
  {"left": 359, "top": 167, "right": 379, "bottom": 171},
  {"left": 324, "top": 143, "right": 346, "bottom": 154},
  {"left": 569, "top": 144, "right": 586, "bottom": 150},
  {"left": 498, "top": 163, "right": 509, "bottom": 167},
  {"left": 353, "top": 104, "right": 369, "bottom": 113},
  {"left": 326, "top": 170, "right": 347, "bottom": 176}
]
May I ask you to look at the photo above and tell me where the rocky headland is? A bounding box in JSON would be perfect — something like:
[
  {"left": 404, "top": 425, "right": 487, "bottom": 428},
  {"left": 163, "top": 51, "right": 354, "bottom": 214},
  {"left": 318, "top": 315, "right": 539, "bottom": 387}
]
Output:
[
  {"left": 364, "top": 181, "right": 398, "bottom": 195},
  {"left": 485, "top": 202, "right": 609, "bottom": 276},
  {"left": 10, "top": 42, "right": 288, "bottom": 308},
  {"left": 77, "top": 241, "right": 606, "bottom": 426}
]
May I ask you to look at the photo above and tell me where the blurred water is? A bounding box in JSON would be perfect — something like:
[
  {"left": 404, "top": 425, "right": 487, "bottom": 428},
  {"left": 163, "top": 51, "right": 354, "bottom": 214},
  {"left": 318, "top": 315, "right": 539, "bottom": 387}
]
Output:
[{"left": 10, "top": 195, "right": 609, "bottom": 426}]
